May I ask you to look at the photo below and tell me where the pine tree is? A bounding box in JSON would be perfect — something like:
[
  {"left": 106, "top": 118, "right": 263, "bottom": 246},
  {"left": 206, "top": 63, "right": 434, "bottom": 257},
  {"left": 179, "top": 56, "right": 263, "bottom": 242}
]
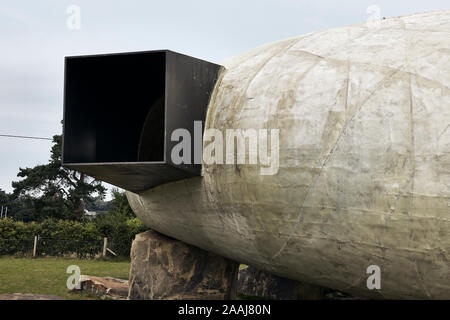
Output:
[{"left": 12, "top": 135, "right": 106, "bottom": 221}]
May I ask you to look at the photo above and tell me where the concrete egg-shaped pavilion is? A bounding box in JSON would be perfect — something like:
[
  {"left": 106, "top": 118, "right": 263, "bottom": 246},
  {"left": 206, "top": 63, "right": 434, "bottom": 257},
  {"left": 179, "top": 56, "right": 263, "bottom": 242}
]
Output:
[
  {"left": 62, "top": 11, "right": 450, "bottom": 299},
  {"left": 127, "top": 11, "right": 450, "bottom": 299}
]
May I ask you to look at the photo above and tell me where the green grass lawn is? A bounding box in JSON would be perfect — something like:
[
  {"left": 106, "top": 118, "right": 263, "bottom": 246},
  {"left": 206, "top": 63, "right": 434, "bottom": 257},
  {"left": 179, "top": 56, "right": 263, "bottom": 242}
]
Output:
[{"left": 0, "top": 256, "right": 130, "bottom": 300}]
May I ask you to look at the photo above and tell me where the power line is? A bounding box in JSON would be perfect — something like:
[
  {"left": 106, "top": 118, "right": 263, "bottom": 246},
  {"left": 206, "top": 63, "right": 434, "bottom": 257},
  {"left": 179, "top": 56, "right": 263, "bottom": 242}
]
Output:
[{"left": 0, "top": 134, "right": 52, "bottom": 141}]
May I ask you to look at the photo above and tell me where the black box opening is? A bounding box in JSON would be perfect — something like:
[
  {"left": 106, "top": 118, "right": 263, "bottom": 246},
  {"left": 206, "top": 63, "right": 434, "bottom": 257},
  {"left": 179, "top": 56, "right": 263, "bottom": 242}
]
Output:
[
  {"left": 62, "top": 50, "right": 221, "bottom": 192},
  {"left": 63, "top": 51, "right": 166, "bottom": 164}
]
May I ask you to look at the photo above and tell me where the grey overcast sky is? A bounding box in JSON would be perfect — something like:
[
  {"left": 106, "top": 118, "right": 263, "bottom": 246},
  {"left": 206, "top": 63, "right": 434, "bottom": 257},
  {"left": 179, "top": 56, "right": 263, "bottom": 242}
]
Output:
[{"left": 0, "top": 0, "right": 449, "bottom": 195}]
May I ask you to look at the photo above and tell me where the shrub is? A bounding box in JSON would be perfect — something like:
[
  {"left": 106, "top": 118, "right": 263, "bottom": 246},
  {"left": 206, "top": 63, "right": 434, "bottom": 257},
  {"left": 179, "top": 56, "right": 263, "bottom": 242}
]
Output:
[
  {"left": 0, "top": 218, "right": 36, "bottom": 255},
  {"left": 0, "top": 217, "right": 146, "bottom": 258},
  {"left": 93, "top": 214, "right": 146, "bottom": 257}
]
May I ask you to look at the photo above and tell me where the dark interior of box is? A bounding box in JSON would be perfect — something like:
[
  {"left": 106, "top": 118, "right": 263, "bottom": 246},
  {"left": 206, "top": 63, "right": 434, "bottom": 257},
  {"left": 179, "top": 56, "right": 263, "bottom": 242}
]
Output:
[{"left": 63, "top": 51, "right": 166, "bottom": 163}]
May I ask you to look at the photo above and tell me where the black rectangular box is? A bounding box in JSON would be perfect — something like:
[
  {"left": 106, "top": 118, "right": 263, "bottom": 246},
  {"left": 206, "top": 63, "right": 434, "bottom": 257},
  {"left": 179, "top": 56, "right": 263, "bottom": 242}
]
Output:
[{"left": 62, "top": 50, "right": 221, "bottom": 193}]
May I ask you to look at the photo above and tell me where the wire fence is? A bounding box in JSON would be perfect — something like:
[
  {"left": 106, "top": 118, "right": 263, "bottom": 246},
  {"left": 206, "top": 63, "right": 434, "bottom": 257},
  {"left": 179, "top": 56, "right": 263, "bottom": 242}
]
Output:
[{"left": 0, "top": 237, "right": 125, "bottom": 258}]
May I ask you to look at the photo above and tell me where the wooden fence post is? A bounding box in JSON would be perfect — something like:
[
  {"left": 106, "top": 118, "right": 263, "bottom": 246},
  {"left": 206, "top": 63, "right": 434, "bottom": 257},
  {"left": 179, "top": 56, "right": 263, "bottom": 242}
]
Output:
[
  {"left": 33, "top": 236, "right": 38, "bottom": 258},
  {"left": 103, "top": 237, "right": 107, "bottom": 257}
]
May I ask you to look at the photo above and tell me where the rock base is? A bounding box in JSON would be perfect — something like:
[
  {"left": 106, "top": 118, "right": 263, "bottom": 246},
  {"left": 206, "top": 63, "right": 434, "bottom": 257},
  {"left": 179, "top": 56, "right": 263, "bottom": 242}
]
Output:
[
  {"left": 238, "top": 266, "right": 326, "bottom": 300},
  {"left": 128, "top": 230, "right": 239, "bottom": 300}
]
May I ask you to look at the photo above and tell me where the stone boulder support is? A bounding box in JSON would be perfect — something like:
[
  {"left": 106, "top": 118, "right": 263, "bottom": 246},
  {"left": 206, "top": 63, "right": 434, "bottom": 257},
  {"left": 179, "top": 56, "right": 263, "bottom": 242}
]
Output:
[
  {"left": 238, "top": 266, "right": 326, "bottom": 300},
  {"left": 128, "top": 230, "right": 239, "bottom": 300}
]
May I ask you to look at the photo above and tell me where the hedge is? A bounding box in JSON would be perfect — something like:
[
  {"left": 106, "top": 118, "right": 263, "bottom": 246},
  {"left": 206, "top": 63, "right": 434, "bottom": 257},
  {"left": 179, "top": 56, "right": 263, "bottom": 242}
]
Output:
[{"left": 0, "top": 217, "right": 146, "bottom": 258}]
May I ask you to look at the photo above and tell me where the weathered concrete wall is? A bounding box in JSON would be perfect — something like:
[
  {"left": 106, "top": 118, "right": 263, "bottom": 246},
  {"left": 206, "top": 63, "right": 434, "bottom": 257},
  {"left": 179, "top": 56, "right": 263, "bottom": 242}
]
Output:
[{"left": 128, "top": 11, "right": 450, "bottom": 299}]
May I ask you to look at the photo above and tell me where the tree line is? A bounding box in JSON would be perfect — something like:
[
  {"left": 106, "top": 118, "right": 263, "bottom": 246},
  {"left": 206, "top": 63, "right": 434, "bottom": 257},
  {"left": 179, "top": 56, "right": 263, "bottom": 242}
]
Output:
[
  {"left": 0, "top": 131, "right": 148, "bottom": 257},
  {"left": 0, "top": 134, "right": 129, "bottom": 222}
]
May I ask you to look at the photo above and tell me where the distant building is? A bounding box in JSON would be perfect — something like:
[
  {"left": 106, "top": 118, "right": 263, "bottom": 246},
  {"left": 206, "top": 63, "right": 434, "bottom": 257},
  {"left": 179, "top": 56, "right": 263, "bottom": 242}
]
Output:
[{"left": 84, "top": 209, "right": 97, "bottom": 218}]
